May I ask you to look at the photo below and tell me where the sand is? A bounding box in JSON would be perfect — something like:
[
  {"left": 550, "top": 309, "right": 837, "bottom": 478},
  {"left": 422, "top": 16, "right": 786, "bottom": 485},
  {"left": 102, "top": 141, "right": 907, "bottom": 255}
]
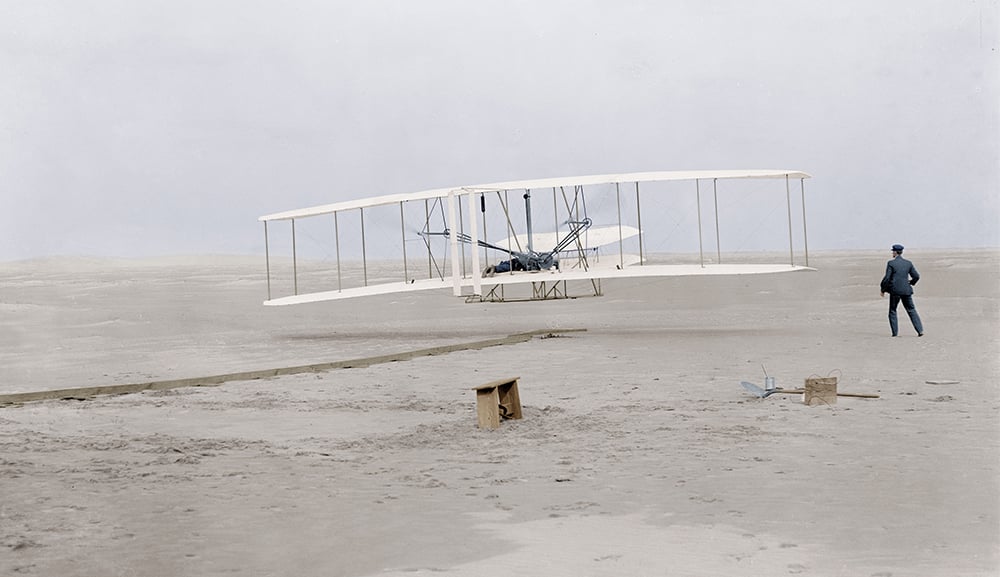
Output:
[{"left": 1, "top": 250, "right": 998, "bottom": 576}]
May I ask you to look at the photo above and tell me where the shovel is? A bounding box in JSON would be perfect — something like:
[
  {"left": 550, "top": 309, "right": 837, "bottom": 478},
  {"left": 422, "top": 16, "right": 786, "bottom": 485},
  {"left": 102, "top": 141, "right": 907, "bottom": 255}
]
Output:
[{"left": 741, "top": 381, "right": 783, "bottom": 398}]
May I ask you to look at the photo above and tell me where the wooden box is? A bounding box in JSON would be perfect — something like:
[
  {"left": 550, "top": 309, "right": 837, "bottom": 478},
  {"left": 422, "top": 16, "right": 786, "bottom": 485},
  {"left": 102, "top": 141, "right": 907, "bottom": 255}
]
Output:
[{"left": 804, "top": 377, "right": 838, "bottom": 406}]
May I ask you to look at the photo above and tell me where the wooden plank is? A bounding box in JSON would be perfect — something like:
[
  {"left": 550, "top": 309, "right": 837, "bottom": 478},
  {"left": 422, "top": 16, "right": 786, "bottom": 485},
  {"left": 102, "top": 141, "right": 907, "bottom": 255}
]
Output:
[
  {"left": 475, "top": 387, "right": 501, "bottom": 429},
  {"left": 472, "top": 376, "right": 520, "bottom": 391}
]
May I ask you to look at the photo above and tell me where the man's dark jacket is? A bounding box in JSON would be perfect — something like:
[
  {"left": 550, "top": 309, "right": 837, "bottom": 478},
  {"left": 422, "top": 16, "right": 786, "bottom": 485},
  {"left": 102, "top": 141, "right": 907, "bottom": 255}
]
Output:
[{"left": 881, "top": 255, "right": 920, "bottom": 295}]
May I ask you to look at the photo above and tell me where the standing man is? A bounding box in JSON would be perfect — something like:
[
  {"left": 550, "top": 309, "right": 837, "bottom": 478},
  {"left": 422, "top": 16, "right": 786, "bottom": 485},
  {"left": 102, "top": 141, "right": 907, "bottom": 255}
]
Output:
[{"left": 880, "top": 244, "right": 924, "bottom": 337}]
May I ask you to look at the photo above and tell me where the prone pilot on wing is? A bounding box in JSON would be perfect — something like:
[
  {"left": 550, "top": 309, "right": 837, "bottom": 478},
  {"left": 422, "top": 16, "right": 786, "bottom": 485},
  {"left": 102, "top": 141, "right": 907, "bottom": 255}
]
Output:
[{"left": 483, "top": 251, "right": 559, "bottom": 277}]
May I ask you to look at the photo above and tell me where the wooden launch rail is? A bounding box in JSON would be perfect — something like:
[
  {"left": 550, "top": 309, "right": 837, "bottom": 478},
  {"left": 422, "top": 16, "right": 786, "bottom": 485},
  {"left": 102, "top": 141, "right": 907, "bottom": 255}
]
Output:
[
  {"left": 0, "top": 329, "right": 585, "bottom": 406},
  {"left": 768, "top": 390, "right": 880, "bottom": 399}
]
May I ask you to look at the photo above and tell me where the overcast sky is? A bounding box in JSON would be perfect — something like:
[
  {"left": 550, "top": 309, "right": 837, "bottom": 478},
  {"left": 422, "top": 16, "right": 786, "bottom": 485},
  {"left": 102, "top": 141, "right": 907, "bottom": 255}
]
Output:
[{"left": 1, "top": 0, "right": 997, "bottom": 261}]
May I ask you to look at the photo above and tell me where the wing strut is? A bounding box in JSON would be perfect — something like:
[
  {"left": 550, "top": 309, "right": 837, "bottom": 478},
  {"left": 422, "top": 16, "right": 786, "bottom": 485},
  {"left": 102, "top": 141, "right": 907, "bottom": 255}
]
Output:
[
  {"left": 399, "top": 201, "right": 409, "bottom": 284},
  {"left": 334, "top": 212, "right": 342, "bottom": 292},
  {"left": 696, "top": 180, "right": 704, "bottom": 267},
  {"left": 552, "top": 188, "right": 559, "bottom": 252},
  {"left": 467, "top": 191, "right": 481, "bottom": 297},
  {"left": 635, "top": 181, "right": 645, "bottom": 265},
  {"left": 713, "top": 179, "right": 722, "bottom": 264},
  {"left": 524, "top": 189, "right": 533, "bottom": 253},
  {"left": 292, "top": 219, "right": 298, "bottom": 295},
  {"left": 801, "top": 178, "right": 810, "bottom": 267},
  {"left": 425, "top": 199, "right": 432, "bottom": 279},
  {"left": 785, "top": 175, "right": 794, "bottom": 266},
  {"left": 458, "top": 195, "right": 467, "bottom": 279},
  {"left": 447, "top": 191, "right": 461, "bottom": 296},
  {"left": 264, "top": 220, "right": 271, "bottom": 300},
  {"left": 480, "top": 193, "right": 490, "bottom": 276},
  {"left": 616, "top": 182, "right": 624, "bottom": 269},
  {"left": 360, "top": 208, "right": 367, "bottom": 287}
]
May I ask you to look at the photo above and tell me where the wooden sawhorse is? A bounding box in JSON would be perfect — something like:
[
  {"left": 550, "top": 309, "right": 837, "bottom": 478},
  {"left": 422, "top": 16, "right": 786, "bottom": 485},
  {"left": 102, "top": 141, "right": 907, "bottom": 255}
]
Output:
[{"left": 472, "top": 377, "right": 523, "bottom": 429}]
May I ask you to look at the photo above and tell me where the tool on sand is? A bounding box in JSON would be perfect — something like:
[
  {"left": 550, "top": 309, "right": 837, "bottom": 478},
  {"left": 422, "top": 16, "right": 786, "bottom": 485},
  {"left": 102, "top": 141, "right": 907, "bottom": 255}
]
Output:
[
  {"left": 740, "top": 381, "right": 879, "bottom": 400},
  {"left": 761, "top": 364, "right": 776, "bottom": 391},
  {"left": 742, "top": 381, "right": 783, "bottom": 398}
]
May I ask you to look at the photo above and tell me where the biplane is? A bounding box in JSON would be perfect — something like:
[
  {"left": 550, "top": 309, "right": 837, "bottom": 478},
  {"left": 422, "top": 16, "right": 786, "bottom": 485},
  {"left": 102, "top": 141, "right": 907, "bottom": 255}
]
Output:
[{"left": 258, "top": 170, "right": 814, "bottom": 305}]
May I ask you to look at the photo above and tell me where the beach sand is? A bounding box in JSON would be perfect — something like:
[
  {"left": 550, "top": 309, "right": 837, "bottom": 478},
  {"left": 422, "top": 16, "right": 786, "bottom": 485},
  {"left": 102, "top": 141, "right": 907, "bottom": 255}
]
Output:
[{"left": 1, "top": 250, "right": 998, "bottom": 576}]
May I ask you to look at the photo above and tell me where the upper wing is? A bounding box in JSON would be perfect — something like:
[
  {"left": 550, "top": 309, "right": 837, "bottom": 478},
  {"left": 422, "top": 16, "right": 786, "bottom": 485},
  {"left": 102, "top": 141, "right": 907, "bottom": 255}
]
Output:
[{"left": 258, "top": 170, "right": 810, "bottom": 222}]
